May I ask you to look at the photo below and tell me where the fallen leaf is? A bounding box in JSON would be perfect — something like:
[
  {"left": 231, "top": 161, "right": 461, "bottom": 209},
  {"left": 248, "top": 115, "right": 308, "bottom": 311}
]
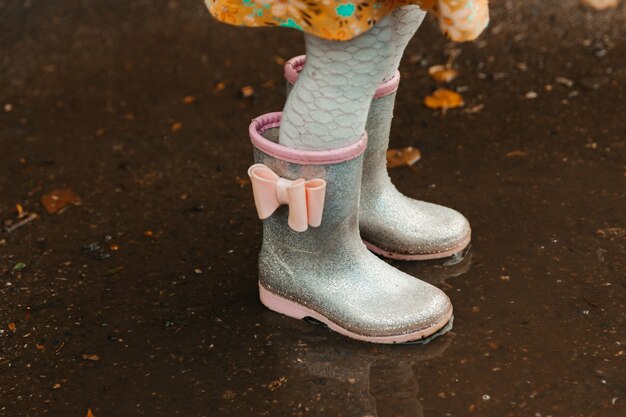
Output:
[
  {"left": 582, "top": 0, "right": 619, "bottom": 10},
  {"left": 41, "top": 189, "right": 81, "bottom": 214},
  {"left": 144, "top": 230, "right": 154, "bottom": 237},
  {"left": 12, "top": 262, "right": 26, "bottom": 271},
  {"left": 428, "top": 65, "right": 459, "bottom": 83},
  {"left": 214, "top": 82, "right": 226, "bottom": 92},
  {"left": 86, "top": 409, "right": 96, "bottom": 417},
  {"left": 82, "top": 353, "right": 100, "bottom": 361},
  {"left": 182, "top": 95, "right": 195, "bottom": 105},
  {"left": 235, "top": 176, "right": 250, "bottom": 187},
  {"left": 597, "top": 227, "right": 626, "bottom": 238},
  {"left": 267, "top": 377, "right": 287, "bottom": 391},
  {"left": 8, "top": 322, "right": 16, "bottom": 332},
  {"left": 51, "top": 383, "right": 61, "bottom": 390},
  {"left": 386, "top": 147, "right": 422, "bottom": 168},
  {"left": 261, "top": 79, "right": 275, "bottom": 89},
  {"left": 171, "top": 122, "right": 183, "bottom": 133},
  {"left": 505, "top": 150, "right": 528, "bottom": 158},
  {"left": 424, "top": 88, "right": 464, "bottom": 112},
  {"left": 273, "top": 56, "right": 286, "bottom": 66},
  {"left": 16, "top": 204, "right": 25, "bottom": 218},
  {"left": 240, "top": 86, "right": 255, "bottom": 98}
]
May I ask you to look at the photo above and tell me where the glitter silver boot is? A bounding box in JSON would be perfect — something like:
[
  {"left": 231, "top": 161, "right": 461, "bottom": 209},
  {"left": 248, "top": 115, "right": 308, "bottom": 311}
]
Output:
[
  {"left": 285, "top": 56, "right": 471, "bottom": 260},
  {"left": 248, "top": 112, "right": 453, "bottom": 343}
]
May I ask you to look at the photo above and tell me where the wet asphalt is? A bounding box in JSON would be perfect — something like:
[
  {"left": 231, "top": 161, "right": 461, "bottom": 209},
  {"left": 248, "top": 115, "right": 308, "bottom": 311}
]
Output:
[{"left": 0, "top": 0, "right": 625, "bottom": 416}]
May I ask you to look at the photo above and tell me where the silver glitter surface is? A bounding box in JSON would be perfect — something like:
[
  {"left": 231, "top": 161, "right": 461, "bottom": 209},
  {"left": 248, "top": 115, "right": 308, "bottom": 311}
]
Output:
[
  {"left": 253, "top": 126, "right": 452, "bottom": 338},
  {"left": 360, "top": 92, "right": 471, "bottom": 256},
  {"left": 286, "top": 80, "right": 470, "bottom": 257}
]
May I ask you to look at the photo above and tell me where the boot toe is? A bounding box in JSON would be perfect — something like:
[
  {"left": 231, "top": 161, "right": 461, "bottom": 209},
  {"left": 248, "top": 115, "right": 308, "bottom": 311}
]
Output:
[
  {"left": 361, "top": 190, "right": 471, "bottom": 258},
  {"left": 334, "top": 260, "right": 453, "bottom": 339}
]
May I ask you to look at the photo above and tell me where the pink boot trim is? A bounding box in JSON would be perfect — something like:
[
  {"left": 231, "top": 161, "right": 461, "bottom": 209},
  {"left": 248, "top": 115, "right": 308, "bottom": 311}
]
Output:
[
  {"left": 284, "top": 55, "right": 400, "bottom": 100},
  {"left": 364, "top": 231, "right": 472, "bottom": 261},
  {"left": 259, "top": 283, "right": 453, "bottom": 344},
  {"left": 250, "top": 112, "right": 367, "bottom": 165},
  {"left": 284, "top": 55, "right": 306, "bottom": 85}
]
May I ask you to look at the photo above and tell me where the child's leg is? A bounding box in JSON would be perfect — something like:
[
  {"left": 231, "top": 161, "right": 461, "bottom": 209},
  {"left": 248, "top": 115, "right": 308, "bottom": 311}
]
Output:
[
  {"left": 359, "top": 6, "right": 472, "bottom": 260},
  {"left": 279, "top": 16, "right": 397, "bottom": 151},
  {"left": 385, "top": 5, "right": 426, "bottom": 81},
  {"left": 279, "top": 7, "right": 426, "bottom": 151}
]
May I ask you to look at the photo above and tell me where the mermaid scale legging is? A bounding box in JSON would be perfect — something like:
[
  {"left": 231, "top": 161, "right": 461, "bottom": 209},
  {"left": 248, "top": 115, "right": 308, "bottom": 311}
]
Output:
[{"left": 279, "top": 6, "right": 426, "bottom": 151}]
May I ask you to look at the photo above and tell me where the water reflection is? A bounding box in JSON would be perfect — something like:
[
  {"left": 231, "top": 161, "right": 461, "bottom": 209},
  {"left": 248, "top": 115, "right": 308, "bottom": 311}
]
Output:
[
  {"left": 400, "top": 247, "right": 473, "bottom": 286},
  {"left": 302, "top": 334, "right": 452, "bottom": 416},
  {"left": 264, "top": 312, "right": 454, "bottom": 417}
]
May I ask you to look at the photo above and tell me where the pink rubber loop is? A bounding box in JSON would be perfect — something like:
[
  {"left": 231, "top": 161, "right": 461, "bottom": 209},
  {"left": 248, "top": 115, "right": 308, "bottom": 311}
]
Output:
[
  {"left": 284, "top": 55, "right": 400, "bottom": 99},
  {"left": 374, "top": 71, "right": 401, "bottom": 99},
  {"left": 249, "top": 112, "right": 367, "bottom": 165},
  {"left": 284, "top": 55, "right": 306, "bottom": 85}
]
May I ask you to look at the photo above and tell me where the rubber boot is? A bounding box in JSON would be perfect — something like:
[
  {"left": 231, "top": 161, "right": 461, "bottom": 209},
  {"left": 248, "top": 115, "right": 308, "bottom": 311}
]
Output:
[
  {"left": 285, "top": 56, "right": 471, "bottom": 260},
  {"left": 248, "top": 112, "right": 453, "bottom": 343}
]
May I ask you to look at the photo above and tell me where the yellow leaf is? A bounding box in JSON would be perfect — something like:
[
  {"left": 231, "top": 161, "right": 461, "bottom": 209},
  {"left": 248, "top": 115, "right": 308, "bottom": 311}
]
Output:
[
  {"left": 171, "top": 122, "right": 183, "bottom": 133},
  {"left": 428, "top": 65, "right": 459, "bottom": 83},
  {"left": 240, "top": 86, "right": 255, "bottom": 98},
  {"left": 424, "top": 89, "right": 464, "bottom": 111},
  {"left": 86, "top": 408, "right": 96, "bottom": 417},
  {"left": 386, "top": 147, "right": 422, "bottom": 168}
]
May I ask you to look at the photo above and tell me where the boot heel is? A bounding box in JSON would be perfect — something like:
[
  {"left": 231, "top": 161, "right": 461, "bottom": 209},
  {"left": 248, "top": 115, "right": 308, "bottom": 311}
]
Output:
[{"left": 259, "top": 284, "right": 308, "bottom": 320}]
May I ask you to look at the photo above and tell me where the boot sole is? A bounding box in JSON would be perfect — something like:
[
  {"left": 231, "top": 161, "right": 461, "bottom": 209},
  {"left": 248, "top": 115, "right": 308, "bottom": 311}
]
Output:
[
  {"left": 259, "top": 283, "right": 453, "bottom": 344},
  {"left": 363, "top": 232, "right": 471, "bottom": 261}
]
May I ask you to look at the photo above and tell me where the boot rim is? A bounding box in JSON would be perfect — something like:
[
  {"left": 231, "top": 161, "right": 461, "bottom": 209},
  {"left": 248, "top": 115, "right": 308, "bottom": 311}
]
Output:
[{"left": 249, "top": 112, "right": 367, "bottom": 165}]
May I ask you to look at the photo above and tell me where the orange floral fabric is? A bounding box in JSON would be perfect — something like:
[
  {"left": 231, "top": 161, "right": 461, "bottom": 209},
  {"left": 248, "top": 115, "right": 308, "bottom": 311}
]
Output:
[{"left": 206, "top": 0, "right": 489, "bottom": 42}]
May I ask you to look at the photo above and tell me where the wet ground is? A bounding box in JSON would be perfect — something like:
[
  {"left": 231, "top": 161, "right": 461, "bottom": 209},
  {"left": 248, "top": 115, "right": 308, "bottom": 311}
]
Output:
[{"left": 1, "top": 0, "right": 625, "bottom": 416}]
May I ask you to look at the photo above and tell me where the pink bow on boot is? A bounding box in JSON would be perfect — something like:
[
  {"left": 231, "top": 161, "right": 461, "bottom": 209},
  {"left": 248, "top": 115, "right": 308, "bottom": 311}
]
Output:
[{"left": 248, "top": 164, "right": 326, "bottom": 232}]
